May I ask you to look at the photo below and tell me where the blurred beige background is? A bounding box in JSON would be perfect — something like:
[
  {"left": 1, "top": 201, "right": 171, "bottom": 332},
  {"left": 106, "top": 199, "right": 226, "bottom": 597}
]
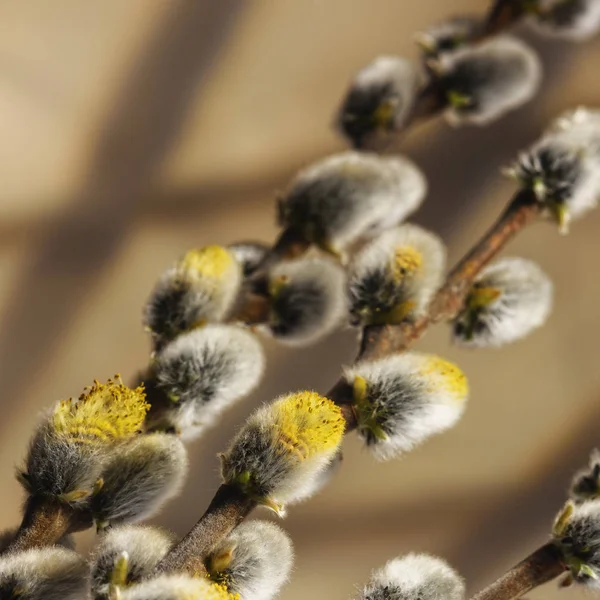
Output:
[{"left": 1, "top": 1, "right": 600, "bottom": 598}]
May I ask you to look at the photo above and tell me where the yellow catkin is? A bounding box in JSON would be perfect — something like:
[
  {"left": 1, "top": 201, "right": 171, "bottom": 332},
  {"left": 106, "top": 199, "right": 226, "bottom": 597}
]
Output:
[
  {"left": 208, "top": 582, "right": 240, "bottom": 600},
  {"left": 52, "top": 377, "right": 149, "bottom": 443},
  {"left": 178, "top": 246, "right": 235, "bottom": 281},
  {"left": 271, "top": 391, "right": 345, "bottom": 459},
  {"left": 420, "top": 356, "right": 469, "bottom": 403},
  {"left": 392, "top": 245, "right": 423, "bottom": 280}
]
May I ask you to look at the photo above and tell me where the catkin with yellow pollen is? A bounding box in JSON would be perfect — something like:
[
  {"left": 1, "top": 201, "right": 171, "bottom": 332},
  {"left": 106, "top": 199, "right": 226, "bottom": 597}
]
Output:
[
  {"left": 118, "top": 574, "right": 240, "bottom": 600},
  {"left": 348, "top": 225, "right": 446, "bottom": 326},
  {"left": 343, "top": 352, "right": 468, "bottom": 461},
  {"left": 221, "top": 392, "right": 345, "bottom": 514},
  {"left": 18, "top": 379, "right": 150, "bottom": 504}
]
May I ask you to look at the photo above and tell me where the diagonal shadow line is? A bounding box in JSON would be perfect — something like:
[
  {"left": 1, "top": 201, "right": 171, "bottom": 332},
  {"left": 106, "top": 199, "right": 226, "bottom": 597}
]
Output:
[{"left": 0, "top": 0, "right": 245, "bottom": 415}]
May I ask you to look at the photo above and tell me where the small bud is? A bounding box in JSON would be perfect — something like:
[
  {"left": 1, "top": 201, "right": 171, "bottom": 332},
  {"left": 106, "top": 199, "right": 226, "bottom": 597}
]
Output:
[
  {"left": 120, "top": 576, "right": 236, "bottom": 600},
  {"left": 348, "top": 225, "right": 446, "bottom": 326},
  {"left": 415, "top": 15, "right": 480, "bottom": 58},
  {"left": 571, "top": 450, "right": 600, "bottom": 503},
  {"left": 91, "top": 525, "right": 174, "bottom": 599},
  {"left": 221, "top": 391, "right": 345, "bottom": 514},
  {"left": 90, "top": 434, "right": 188, "bottom": 529},
  {"left": 144, "top": 246, "right": 242, "bottom": 349},
  {"left": 19, "top": 378, "right": 148, "bottom": 503},
  {"left": 355, "top": 553, "right": 465, "bottom": 600},
  {"left": 336, "top": 56, "right": 419, "bottom": 148},
  {"left": 452, "top": 258, "right": 553, "bottom": 348},
  {"left": 553, "top": 500, "right": 600, "bottom": 587},
  {"left": 150, "top": 325, "right": 265, "bottom": 439},
  {"left": 0, "top": 547, "right": 89, "bottom": 600},
  {"left": 531, "top": 0, "right": 600, "bottom": 40},
  {"left": 265, "top": 257, "right": 346, "bottom": 346},
  {"left": 344, "top": 353, "right": 468, "bottom": 460},
  {"left": 228, "top": 241, "right": 270, "bottom": 277},
  {"left": 207, "top": 521, "right": 293, "bottom": 600},
  {"left": 438, "top": 36, "right": 541, "bottom": 126},
  {"left": 278, "top": 151, "right": 426, "bottom": 256},
  {"left": 508, "top": 108, "right": 600, "bottom": 231}
]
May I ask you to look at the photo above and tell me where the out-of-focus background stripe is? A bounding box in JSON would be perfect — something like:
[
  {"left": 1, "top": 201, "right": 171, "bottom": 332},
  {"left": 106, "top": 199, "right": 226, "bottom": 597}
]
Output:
[{"left": 0, "top": 1, "right": 599, "bottom": 598}]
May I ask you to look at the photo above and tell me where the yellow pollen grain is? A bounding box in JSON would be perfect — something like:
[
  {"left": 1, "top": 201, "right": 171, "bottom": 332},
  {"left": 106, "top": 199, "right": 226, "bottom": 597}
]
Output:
[
  {"left": 205, "top": 582, "right": 239, "bottom": 600},
  {"left": 392, "top": 246, "right": 422, "bottom": 280},
  {"left": 52, "top": 377, "right": 149, "bottom": 443},
  {"left": 179, "top": 246, "right": 235, "bottom": 281},
  {"left": 272, "top": 391, "right": 345, "bottom": 458},
  {"left": 420, "top": 356, "right": 468, "bottom": 403}
]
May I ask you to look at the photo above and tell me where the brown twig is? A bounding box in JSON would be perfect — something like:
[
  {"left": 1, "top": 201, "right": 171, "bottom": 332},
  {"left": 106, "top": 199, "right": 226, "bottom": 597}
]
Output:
[
  {"left": 469, "top": 543, "right": 566, "bottom": 600},
  {"left": 153, "top": 188, "right": 543, "bottom": 576},
  {"left": 5, "top": 497, "right": 92, "bottom": 554}
]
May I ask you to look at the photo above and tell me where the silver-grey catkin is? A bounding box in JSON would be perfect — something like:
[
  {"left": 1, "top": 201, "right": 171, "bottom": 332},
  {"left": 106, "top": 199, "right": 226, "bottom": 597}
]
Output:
[
  {"left": 91, "top": 525, "right": 173, "bottom": 599},
  {"left": 207, "top": 520, "right": 294, "bottom": 600},
  {"left": 151, "top": 325, "right": 265, "bottom": 439},
  {"left": 438, "top": 36, "right": 541, "bottom": 126},
  {"left": 0, "top": 547, "right": 89, "bottom": 600},
  {"left": 90, "top": 433, "right": 188, "bottom": 529},
  {"left": 265, "top": 257, "right": 346, "bottom": 346},
  {"left": 336, "top": 56, "right": 419, "bottom": 148},
  {"left": 531, "top": 0, "right": 600, "bottom": 40},
  {"left": 277, "top": 151, "right": 427, "bottom": 255}
]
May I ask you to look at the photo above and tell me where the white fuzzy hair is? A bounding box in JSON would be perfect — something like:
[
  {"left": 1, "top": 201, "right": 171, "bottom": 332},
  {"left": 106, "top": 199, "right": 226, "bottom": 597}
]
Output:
[
  {"left": 452, "top": 258, "right": 553, "bottom": 349},
  {"left": 530, "top": 0, "right": 600, "bottom": 40},
  {"left": 121, "top": 575, "right": 227, "bottom": 600}
]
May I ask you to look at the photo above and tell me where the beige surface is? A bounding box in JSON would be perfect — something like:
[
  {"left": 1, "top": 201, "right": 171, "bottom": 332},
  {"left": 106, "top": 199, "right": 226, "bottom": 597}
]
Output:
[{"left": 1, "top": 1, "right": 600, "bottom": 599}]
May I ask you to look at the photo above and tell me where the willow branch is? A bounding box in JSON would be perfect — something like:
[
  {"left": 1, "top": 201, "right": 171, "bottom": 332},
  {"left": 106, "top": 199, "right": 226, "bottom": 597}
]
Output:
[
  {"left": 154, "top": 188, "right": 541, "bottom": 576},
  {"left": 469, "top": 543, "right": 566, "bottom": 600}
]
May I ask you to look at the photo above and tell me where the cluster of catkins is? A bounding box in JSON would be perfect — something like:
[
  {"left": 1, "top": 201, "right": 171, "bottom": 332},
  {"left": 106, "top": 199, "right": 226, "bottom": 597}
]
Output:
[
  {"left": 2, "top": 1, "right": 600, "bottom": 597},
  {"left": 336, "top": 0, "right": 600, "bottom": 148}
]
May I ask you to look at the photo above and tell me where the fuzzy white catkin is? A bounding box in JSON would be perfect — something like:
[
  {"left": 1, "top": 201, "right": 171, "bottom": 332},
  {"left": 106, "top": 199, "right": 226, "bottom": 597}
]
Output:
[
  {"left": 120, "top": 575, "right": 232, "bottom": 600},
  {"left": 355, "top": 553, "right": 465, "bottom": 600},
  {"left": 0, "top": 547, "right": 89, "bottom": 600},
  {"left": 452, "top": 258, "right": 553, "bottom": 349},
  {"left": 153, "top": 325, "right": 265, "bottom": 439},
  {"left": 209, "top": 521, "right": 294, "bottom": 600},
  {"left": 439, "top": 36, "right": 541, "bottom": 126},
  {"left": 266, "top": 257, "right": 346, "bottom": 345},
  {"left": 228, "top": 241, "right": 270, "bottom": 277},
  {"left": 91, "top": 525, "right": 173, "bottom": 598},
  {"left": 531, "top": 0, "right": 600, "bottom": 40},
  {"left": 553, "top": 500, "right": 600, "bottom": 587},
  {"left": 344, "top": 353, "right": 468, "bottom": 460},
  {"left": 336, "top": 56, "right": 419, "bottom": 147},
  {"left": 90, "top": 434, "right": 188, "bottom": 528},
  {"left": 571, "top": 449, "right": 600, "bottom": 503},
  {"left": 144, "top": 246, "right": 242, "bottom": 349},
  {"left": 348, "top": 225, "right": 446, "bottom": 325},
  {"left": 278, "top": 151, "right": 426, "bottom": 255}
]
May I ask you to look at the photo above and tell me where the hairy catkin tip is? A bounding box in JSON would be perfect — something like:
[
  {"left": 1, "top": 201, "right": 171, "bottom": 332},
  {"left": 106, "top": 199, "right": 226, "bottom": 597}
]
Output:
[
  {"left": 278, "top": 151, "right": 426, "bottom": 254},
  {"left": 266, "top": 257, "right": 346, "bottom": 345},
  {"left": 355, "top": 553, "right": 465, "bottom": 600},
  {"left": 439, "top": 36, "right": 541, "bottom": 126},
  {"left": 120, "top": 575, "right": 238, "bottom": 600},
  {"left": 345, "top": 353, "right": 468, "bottom": 460},
  {"left": 553, "top": 500, "right": 600, "bottom": 587},
  {"left": 452, "top": 258, "right": 553, "bottom": 348},
  {"left": 348, "top": 225, "right": 446, "bottom": 326},
  {"left": 0, "top": 547, "right": 89, "bottom": 600},
  {"left": 90, "top": 433, "right": 188, "bottom": 529},
  {"left": 530, "top": 0, "right": 600, "bottom": 40},
  {"left": 571, "top": 449, "right": 600, "bottom": 503},
  {"left": 151, "top": 325, "right": 265, "bottom": 439},
  {"left": 221, "top": 391, "right": 345, "bottom": 512},
  {"left": 336, "top": 56, "right": 419, "bottom": 148},
  {"left": 144, "top": 245, "right": 242, "bottom": 348},
  {"left": 208, "top": 520, "right": 294, "bottom": 600},
  {"left": 508, "top": 108, "right": 600, "bottom": 230},
  {"left": 91, "top": 525, "right": 174, "bottom": 598},
  {"left": 228, "top": 241, "right": 270, "bottom": 277}
]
